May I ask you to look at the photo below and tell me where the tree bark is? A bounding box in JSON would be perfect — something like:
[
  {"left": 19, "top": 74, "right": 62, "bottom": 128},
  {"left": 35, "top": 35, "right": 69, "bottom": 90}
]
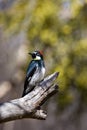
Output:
[{"left": 0, "top": 72, "right": 59, "bottom": 123}]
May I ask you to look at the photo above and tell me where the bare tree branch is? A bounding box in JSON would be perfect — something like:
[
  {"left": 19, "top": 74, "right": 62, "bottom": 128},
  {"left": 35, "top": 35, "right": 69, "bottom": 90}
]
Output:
[{"left": 0, "top": 72, "right": 59, "bottom": 123}]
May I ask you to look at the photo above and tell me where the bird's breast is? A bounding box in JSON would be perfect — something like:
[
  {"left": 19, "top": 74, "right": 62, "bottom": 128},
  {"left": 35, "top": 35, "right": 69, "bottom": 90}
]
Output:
[
  {"left": 41, "top": 67, "right": 45, "bottom": 78},
  {"left": 29, "top": 66, "right": 45, "bottom": 86},
  {"left": 36, "top": 66, "right": 45, "bottom": 81}
]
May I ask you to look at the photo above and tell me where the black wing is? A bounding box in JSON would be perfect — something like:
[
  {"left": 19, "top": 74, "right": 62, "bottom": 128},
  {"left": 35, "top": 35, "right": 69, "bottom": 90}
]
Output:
[{"left": 22, "top": 61, "right": 37, "bottom": 97}]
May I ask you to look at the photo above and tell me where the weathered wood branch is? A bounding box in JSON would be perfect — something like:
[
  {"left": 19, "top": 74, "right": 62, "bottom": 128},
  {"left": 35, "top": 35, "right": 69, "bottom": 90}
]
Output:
[{"left": 0, "top": 72, "right": 59, "bottom": 123}]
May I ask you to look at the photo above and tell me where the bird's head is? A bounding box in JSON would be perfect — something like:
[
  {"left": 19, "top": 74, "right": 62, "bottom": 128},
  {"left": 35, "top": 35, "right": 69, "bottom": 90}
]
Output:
[{"left": 29, "top": 51, "right": 43, "bottom": 60}]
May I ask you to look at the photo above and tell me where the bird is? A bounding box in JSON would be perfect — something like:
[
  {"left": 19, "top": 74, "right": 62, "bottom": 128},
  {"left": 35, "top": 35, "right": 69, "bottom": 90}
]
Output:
[{"left": 22, "top": 50, "right": 45, "bottom": 97}]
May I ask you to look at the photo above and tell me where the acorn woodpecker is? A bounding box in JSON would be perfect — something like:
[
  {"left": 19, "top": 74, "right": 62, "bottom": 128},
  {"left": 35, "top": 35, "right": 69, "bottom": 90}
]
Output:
[{"left": 22, "top": 50, "right": 45, "bottom": 97}]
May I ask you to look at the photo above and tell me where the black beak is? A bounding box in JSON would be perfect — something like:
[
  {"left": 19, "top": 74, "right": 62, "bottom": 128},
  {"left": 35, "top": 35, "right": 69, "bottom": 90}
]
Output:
[{"left": 28, "top": 52, "right": 32, "bottom": 55}]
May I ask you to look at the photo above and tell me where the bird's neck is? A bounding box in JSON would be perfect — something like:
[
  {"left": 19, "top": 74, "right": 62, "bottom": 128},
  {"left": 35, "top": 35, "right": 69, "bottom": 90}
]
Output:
[
  {"left": 34, "top": 56, "right": 42, "bottom": 60},
  {"left": 33, "top": 59, "right": 45, "bottom": 67}
]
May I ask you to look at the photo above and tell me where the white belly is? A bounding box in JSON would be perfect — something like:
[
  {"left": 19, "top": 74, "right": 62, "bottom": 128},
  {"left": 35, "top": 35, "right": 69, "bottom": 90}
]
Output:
[
  {"left": 40, "top": 67, "right": 45, "bottom": 80},
  {"left": 30, "top": 67, "right": 45, "bottom": 86}
]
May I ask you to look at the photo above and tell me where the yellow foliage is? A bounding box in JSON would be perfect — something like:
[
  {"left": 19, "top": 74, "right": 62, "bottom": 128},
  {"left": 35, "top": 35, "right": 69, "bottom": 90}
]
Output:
[
  {"left": 71, "top": 0, "right": 83, "bottom": 18},
  {"left": 74, "top": 39, "right": 87, "bottom": 57},
  {"left": 40, "top": 29, "right": 57, "bottom": 45},
  {"left": 62, "top": 25, "right": 72, "bottom": 35},
  {"left": 76, "top": 68, "right": 87, "bottom": 88}
]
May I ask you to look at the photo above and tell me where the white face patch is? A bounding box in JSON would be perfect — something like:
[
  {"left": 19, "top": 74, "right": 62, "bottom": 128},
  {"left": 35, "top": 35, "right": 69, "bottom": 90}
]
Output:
[{"left": 34, "top": 55, "right": 41, "bottom": 60}]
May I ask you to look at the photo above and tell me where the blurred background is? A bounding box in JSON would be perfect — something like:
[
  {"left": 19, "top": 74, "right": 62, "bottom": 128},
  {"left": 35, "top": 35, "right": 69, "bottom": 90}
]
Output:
[{"left": 0, "top": 0, "right": 87, "bottom": 130}]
